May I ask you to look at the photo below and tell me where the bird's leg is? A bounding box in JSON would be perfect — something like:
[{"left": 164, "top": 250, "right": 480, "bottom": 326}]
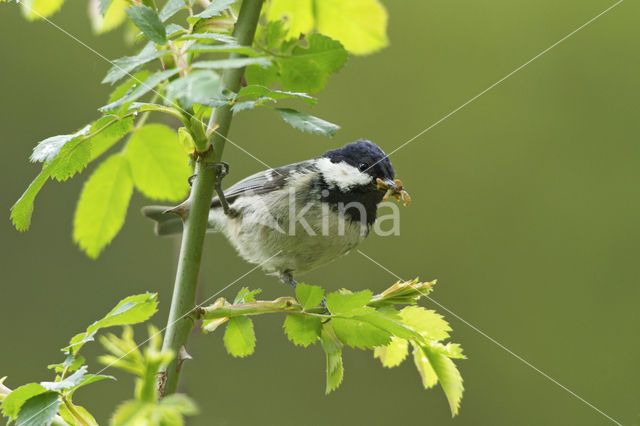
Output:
[
  {"left": 188, "top": 162, "right": 238, "bottom": 217},
  {"left": 279, "top": 272, "right": 330, "bottom": 316},
  {"left": 211, "top": 162, "right": 239, "bottom": 218}
]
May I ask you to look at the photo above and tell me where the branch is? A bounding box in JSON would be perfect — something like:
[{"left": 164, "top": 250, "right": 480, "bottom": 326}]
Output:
[{"left": 159, "top": 0, "right": 265, "bottom": 396}]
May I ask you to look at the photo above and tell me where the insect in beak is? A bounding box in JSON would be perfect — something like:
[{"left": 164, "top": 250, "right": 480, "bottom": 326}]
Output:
[{"left": 376, "top": 178, "right": 411, "bottom": 207}]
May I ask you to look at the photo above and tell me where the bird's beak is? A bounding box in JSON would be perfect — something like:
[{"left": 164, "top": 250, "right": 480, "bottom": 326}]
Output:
[{"left": 378, "top": 178, "right": 399, "bottom": 192}]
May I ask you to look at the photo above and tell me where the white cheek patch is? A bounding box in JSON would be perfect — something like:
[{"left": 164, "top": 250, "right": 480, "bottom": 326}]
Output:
[{"left": 316, "top": 157, "right": 372, "bottom": 191}]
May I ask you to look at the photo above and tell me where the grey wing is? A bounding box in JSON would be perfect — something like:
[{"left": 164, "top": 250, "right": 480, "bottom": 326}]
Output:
[{"left": 211, "top": 160, "right": 314, "bottom": 208}]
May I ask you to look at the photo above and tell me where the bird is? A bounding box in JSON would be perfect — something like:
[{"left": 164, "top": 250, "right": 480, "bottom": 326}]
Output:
[{"left": 142, "top": 139, "right": 407, "bottom": 289}]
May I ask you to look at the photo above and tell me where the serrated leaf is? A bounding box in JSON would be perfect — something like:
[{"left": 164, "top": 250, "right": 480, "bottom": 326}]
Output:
[
  {"left": 245, "top": 63, "right": 278, "bottom": 86},
  {"left": 159, "top": 394, "right": 199, "bottom": 416},
  {"left": 100, "top": 69, "right": 180, "bottom": 112},
  {"left": 67, "top": 374, "right": 115, "bottom": 396},
  {"left": 65, "top": 293, "right": 157, "bottom": 355},
  {"left": 59, "top": 402, "right": 98, "bottom": 426},
  {"left": 1, "top": 383, "right": 47, "bottom": 418},
  {"left": 192, "top": 0, "right": 236, "bottom": 19},
  {"left": 295, "top": 283, "right": 324, "bottom": 310},
  {"left": 102, "top": 43, "right": 165, "bottom": 85},
  {"left": 48, "top": 354, "right": 86, "bottom": 374},
  {"left": 107, "top": 71, "right": 151, "bottom": 104},
  {"left": 88, "top": 116, "right": 134, "bottom": 161},
  {"left": 73, "top": 153, "right": 134, "bottom": 258},
  {"left": 422, "top": 345, "right": 464, "bottom": 416},
  {"left": 267, "top": 0, "right": 388, "bottom": 55},
  {"left": 40, "top": 366, "right": 87, "bottom": 391},
  {"left": 330, "top": 317, "right": 391, "bottom": 349},
  {"left": 283, "top": 314, "right": 321, "bottom": 347},
  {"left": 15, "top": 391, "right": 59, "bottom": 426},
  {"left": 20, "top": 0, "right": 65, "bottom": 20},
  {"left": 325, "top": 350, "right": 343, "bottom": 394},
  {"left": 223, "top": 316, "right": 255, "bottom": 358},
  {"left": 125, "top": 124, "right": 191, "bottom": 201},
  {"left": 275, "top": 108, "right": 339, "bottom": 137},
  {"left": 412, "top": 342, "right": 438, "bottom": 390},
  {"left": 165, "top": 23, "right": 186, "bottom": 38},
  {"left": 238, "top": 85, "right": 315, "bottom": 105},
  {"left": 400, "top": 306, "right": 451, "bottom": 341},
  {"left": 30, "top": 125, "right": 91, "bottom": 163},
  {"left": 314, "top": 0, "right": 388, "bottom": 55},
  {"left": 233, "top": 288, "right": 261, "bottom": 304},
  {"left": 192, "top": 57, "right": 271, "bottom": 70},
  {"left": 374, "top": 337, "right": 409, "bottom": 368},
  {"left": 90, "top": 0, "right": 128, "bottom": 34},
  {"left": 159, "top": 0, "right": 185, "bottom": 22},
  {"left": 230, "top": 100, "right": 260, "bottom": 114},
  {"left": 276, "top": 33, "right": 347, "bottom": 93},
  {"left": 325, "top": 290, "right": 372, "bottom": 314},
  {"left": 126, "top": 5, "right": 167, "bottom": 44},
  {"left": 165, "top": 70, "right": 227, "bottom": 108}
]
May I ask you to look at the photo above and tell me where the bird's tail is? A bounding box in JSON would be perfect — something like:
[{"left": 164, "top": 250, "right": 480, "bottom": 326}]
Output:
[{"left": 141, "top": 205, "right": 185, "bottom": 236}]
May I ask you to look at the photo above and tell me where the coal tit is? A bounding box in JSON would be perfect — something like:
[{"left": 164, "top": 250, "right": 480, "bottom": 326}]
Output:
[{"left": 142, "top": 139, "right": 404, "bottom": 288}]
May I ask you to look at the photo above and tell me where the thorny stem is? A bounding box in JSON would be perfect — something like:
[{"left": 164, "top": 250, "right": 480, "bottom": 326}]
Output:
[{"left": 159, "top": 0, "right": 265, "bottom": 396}]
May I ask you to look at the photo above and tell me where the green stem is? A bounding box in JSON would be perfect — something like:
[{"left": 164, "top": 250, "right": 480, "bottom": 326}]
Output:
[
  {"left": 199, "top": 297, "right": 327, "bottom": 319},
  {"left": 159, "top": 0, "right": 265, "bottom": 396}
]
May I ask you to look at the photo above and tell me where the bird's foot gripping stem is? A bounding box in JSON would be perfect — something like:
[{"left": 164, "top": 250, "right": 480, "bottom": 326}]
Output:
[{"left": 188, "top": 162, "right": 239, "bottom": 218}]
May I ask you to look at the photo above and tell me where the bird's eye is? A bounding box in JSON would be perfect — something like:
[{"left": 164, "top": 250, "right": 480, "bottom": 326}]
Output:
[{"left": 358, "top": 162, "right": 369, "bottom": 172}]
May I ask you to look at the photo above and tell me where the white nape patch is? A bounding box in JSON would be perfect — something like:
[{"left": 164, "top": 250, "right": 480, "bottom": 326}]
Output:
[{"left": 315, "top": 157, "right": 372, "bottom": 192}]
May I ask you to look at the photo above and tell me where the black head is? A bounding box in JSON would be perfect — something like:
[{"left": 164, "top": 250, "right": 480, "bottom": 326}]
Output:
[{"left": 321, "top": 139, "right": 395, "bottom": 182}]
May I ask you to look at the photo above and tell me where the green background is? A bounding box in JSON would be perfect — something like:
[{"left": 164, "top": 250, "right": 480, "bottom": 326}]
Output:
[{"left": 1, "top": 0, "right": 638, "bottom": 424}]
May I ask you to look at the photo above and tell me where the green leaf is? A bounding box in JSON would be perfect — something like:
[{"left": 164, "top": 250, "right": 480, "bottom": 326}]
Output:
[
  {"left": 192, "top": 57, "right": 271, "bottom": 70},
  {"left": 125, "top": 124, "right": 191, "bottom": 201},
  {"left": 67, "top": 374, "right": 115, "bottom": 396},
  {"left": 374, "top": 337, "right": 409, "bottom": 368},
  {"left": 325, "top": 290, "right": 372, "bottom": 314},
  {"left": 283, "top": 314, "right": 321, "bottom": 347},
  {"left": 20, "top": 0, "right": 65, "bottom": 20},
  {"left": 238, "top": 85, "right": 315, "bottom": 105},
  {"left": 158, "top": 394, "right": 199, "bottom": 416},
  {"left": 330, "top": 317, "right": 391, "bottom": 349},
  {"left": 231, "top": 100, "right": 261, "bottom": 114},
  {"left": 30, "top": 125, "right": 91, "bottom": 163},
  {"left": 111, "top": 400, "right": 153, "bottom": 426},
  {"left": 87, "top": 116, "right": 134, "bottom": 161},
  {"left": 245, "top": 63, "right": 278, "bottom": 86},
  {"left": 192, "top": 0, "right": 236, "bottom": 19},
  {"left": 185, "top": 43, "right": 258, "bottom": 57},
  {"left": 314, "top": 0, "right": 388, "bottom": 55},
  {"left": 320, "top": 327, "right": 344, "bottom": 394},
  {"left": 178, "top": 127, "right": 195, "bottom": 154},
  {"left": 48, "top": 354, "right": 86, "bottom": 374},
  {"left": 100, "top": 69, "right": 181, "bottom": 112},
  {"left": 223, "top": 316, "right": 255, "bottom": 358},
  {"left": 15, "top": 391, "right": 59, "bottom": 426},
  {"left": 277, "top": 33, "right": 347, "bottom": 93},
  {"left": 40, "top": 366, "right": 87, "bottom": 391},
  {"left": 165, "top": 23, "right": 186, "bottom": 38},
  {"left": 412, "top": 342, "right": 438, "bottom": 390},
  {"left": 274, "top": 108, "right": 339, "bottom": 137},
  {"left": 49, "top": 139, "right": 92, "bottom": 182},
  {"left": 107, "top": 71, "right": 151, "bottom": 104},
  {"left": 1, "top": 383, "right": 47, "bottom": 419},
  {"left": 159, "top": 0, "right": 185, "bottom": 22},
  {"left": 126, "top": 5, "right": 167, "bottom": 45},
  {"left": 295, "top": 283, "right": 324, "bottom": 310},
  {"left": 400, "top": 306, "right": 451, "bottom": 341},
  {"left": 59, "top": 402, "right": 99, "bottom": 426},
  {"left": 73, "top": 153, "right": 134, "bottom": 258},
  {"left": 102, "top": 43, "right": 165, "bottom": 84},
  {"left": 233, "top": 287, "right": 261, "bottom": 304},
  {"left": 422, "top": 345, "right": 464, "bottom": 416},
  {"left": 65, "top": 293, "right": 158, "bottom": 355},
  {"left": 90, "top": 0, "right": 128, "bottom": 34},
  {"left": 267, "top": 0, "right": 388, "bottom": 55},
  {"left": 165, "top": 70, "right": 227, "bottom": 108},
  {"left": 178, "top": 33, "right": 236, "bottom": 43}
]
